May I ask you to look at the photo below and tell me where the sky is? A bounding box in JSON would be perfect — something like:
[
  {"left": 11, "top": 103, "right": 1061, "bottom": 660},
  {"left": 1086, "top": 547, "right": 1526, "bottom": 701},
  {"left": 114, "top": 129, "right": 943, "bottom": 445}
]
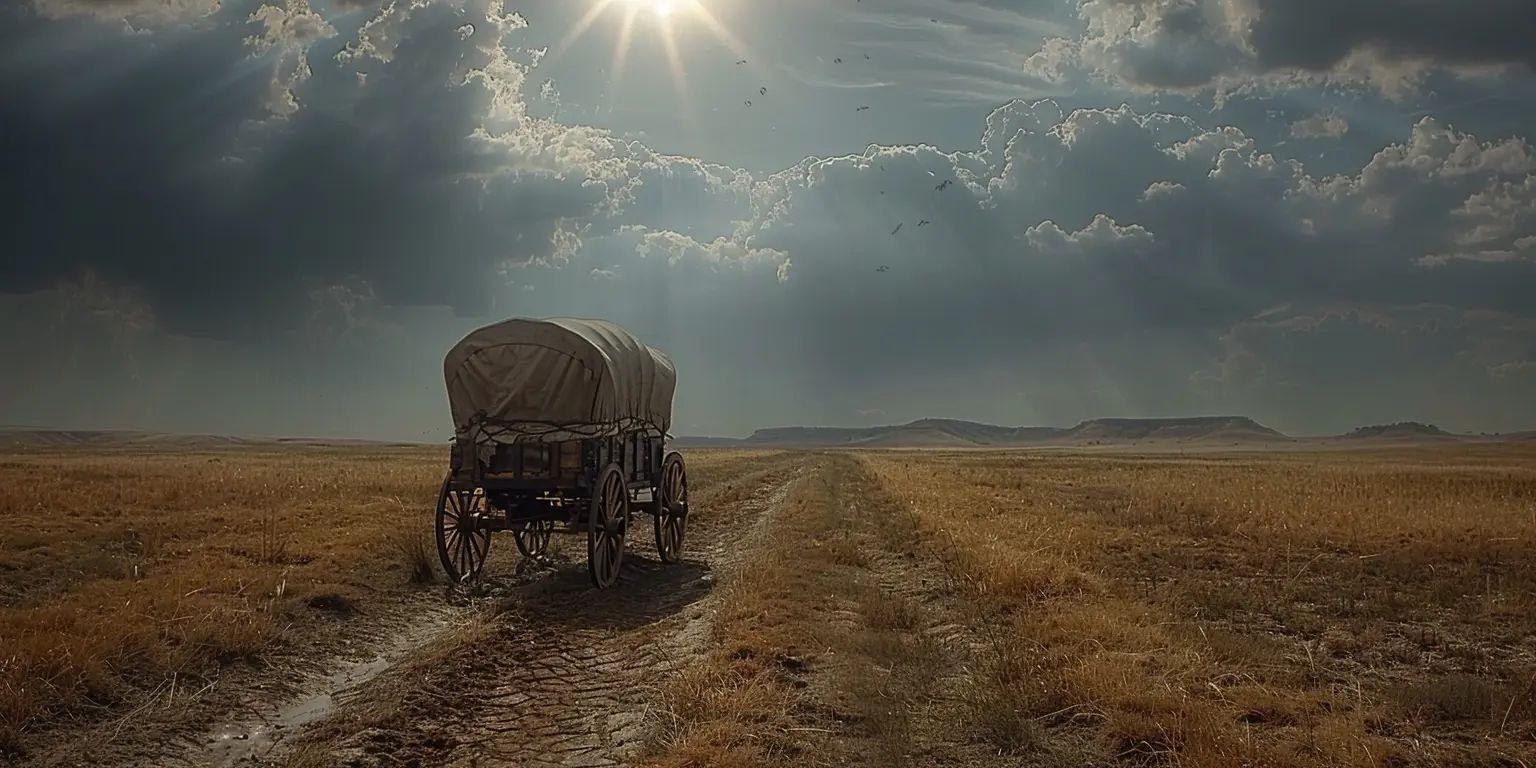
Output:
[{"left": 1, "top": 0, "right": 1534, "bottom": 440}]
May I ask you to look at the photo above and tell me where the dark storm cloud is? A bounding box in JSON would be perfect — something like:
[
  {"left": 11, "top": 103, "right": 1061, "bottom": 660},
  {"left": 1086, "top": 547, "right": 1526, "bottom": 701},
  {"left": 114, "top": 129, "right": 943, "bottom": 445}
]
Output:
[
  {"left": 1246, "top": 0, "right": 1536, "bottom": 74},
  {"left": 0, "top": 0, "right": 739, "bottom": 341},
  {"left": 1026, "top": 0, "right": 1536, "bottom": 95}
]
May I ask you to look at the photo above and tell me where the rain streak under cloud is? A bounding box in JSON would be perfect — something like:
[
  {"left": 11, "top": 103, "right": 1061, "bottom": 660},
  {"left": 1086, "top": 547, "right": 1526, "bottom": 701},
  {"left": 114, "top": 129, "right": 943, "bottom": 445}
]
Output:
[{"left": 1, "top": 0, "right": 1534, "bottom": 439}]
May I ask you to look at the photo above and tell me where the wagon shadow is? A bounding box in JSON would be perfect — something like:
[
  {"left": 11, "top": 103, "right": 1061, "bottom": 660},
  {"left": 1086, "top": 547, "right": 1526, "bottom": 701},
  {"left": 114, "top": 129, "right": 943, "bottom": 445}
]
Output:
[{"left": 479, "top": 552, "right": 716, "bottom": 634}]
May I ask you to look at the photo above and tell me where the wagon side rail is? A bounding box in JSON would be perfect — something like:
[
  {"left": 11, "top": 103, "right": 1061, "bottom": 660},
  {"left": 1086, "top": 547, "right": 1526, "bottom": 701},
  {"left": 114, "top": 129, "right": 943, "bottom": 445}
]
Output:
[
  {"left": 452, "top": 414, "right": 671, "bottom": 487},
  {"left": 456, "top": 413, "right": 672, "bottom": 446}
]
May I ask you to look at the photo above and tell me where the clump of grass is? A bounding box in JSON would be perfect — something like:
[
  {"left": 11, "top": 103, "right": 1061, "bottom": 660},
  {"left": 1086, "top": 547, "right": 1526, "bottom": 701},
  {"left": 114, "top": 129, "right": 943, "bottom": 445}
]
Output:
[
  {"left": 638, "top": 517, "right": 811, "bottom": 766},
  {"left": 392, "top": 529, "right": 437, "bottom": 585},
  {"left": 381, "top": 497, "right": 437, "bottom": 585},
  {"left": 645, "top": 662, "right": 796, "bottom": 768},
  {"left": 1389, "top": 674, "right": 1497, "bottom": 722}
]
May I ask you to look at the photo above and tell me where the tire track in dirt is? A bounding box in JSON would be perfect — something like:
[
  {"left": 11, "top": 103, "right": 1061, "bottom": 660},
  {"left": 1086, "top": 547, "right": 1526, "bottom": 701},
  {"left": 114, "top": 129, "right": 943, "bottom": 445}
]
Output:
[
  {"left": 274, "top": 457, "right": 806, "bottom": 768},
  {"left": 787, "top": 455, "right": 1104, "bottom": 768}
]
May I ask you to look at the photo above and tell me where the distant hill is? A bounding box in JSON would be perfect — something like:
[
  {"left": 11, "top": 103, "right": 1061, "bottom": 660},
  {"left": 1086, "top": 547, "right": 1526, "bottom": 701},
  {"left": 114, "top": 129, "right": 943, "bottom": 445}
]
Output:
[
  {"left": 738, "top": 418, "right": 1066, "bottom": 448},
  {"left": 1340, "top": 422, "right": 1456, "bottom": 441},
  {"left": 1067, "top": 416, "right": 1284, "bottom": 442},
  {"left": 676, "top": 415, "right": 1288, "bottom": 449}
]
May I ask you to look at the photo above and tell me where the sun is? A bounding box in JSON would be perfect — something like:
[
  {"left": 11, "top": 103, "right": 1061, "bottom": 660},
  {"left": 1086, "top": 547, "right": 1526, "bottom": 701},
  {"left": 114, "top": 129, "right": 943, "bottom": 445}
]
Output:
[
  {"left": 621, "top": 0, "right": 680, "bottom": 17},
  {"left": 549, "top": 0, "right": 757, "bottom": 126}
]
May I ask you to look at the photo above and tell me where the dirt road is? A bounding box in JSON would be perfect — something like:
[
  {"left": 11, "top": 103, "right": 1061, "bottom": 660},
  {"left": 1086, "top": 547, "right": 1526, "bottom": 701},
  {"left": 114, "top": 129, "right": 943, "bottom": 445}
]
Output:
[{"left": 228, "top": 453, "right": 808, "bottom": 768}]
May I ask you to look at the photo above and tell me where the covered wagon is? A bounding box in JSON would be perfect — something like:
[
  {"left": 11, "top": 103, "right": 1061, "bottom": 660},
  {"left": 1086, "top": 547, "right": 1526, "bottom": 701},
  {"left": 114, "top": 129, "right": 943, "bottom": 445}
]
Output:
[{"left": 436, "top": 317, "right": 688, "bottom": 588}]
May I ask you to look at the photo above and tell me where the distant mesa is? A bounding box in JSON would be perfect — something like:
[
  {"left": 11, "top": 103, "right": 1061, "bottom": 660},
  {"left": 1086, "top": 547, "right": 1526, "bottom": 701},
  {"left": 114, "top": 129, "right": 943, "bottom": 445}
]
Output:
[
  {"left": 1066, "top": 416, "right": 1284, "bottom": 442},
  {"left": 675, "top": 415, "right": 1289, "bottom": 449},
  {"left": 1341, "top": 422, "right": 1453, "bottom": 440}
]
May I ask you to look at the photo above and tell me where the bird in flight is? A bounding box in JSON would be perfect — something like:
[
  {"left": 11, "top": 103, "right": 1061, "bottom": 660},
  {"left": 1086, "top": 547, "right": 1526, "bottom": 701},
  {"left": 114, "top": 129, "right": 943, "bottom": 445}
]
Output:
[
  {"left": 876, "top": 265, "right": 889, "bottom": 272},
  {"left": 890, "top": 222, "right": 903, "bottom": 234},
  {"left": 917, "top": 219, "right": 930, "bottom": 226}
]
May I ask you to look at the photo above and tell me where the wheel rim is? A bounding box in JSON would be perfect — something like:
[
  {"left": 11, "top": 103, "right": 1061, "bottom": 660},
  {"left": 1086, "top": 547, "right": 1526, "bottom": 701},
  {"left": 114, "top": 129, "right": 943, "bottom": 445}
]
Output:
[
  {"left": 515, "top": 519, "right": 552, "bottom": 558},
  {"left": 656, "top": 456, "right": 687, "bottom": 562},
  {"left": 439, "top": 485, "right": 489, "bottom": 584},
  {"left": 589, "top": 468, "right": 627, "bottom": 587}
]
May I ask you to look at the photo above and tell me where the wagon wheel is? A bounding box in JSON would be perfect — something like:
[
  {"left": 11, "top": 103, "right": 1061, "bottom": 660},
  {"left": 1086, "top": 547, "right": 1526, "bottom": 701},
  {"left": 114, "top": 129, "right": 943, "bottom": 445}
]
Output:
[
  {"left": 513, "top": 519, "right": 553, "bottom": 559},
  {"left": 653, "top": 452, "right": 688, "bottom": 564},
  {"left": 587, "top": 464, "right": 629, "bottom": 589},
  {"left": 435, "top": 474, "right": 490, "bottom": 585}
]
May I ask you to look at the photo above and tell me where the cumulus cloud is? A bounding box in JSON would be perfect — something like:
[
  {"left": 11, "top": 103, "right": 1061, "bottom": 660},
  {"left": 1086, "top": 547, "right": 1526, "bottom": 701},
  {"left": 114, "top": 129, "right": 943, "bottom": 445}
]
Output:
[
  {"left": 741, "top": 101, "right": 1534, "bottom": 332},
  {"left": 1290, "top": 112, "right": 1349, "bottom": 139},
  {"left": 1024, "top": 214, "right": 1155, "bottom": 255}
]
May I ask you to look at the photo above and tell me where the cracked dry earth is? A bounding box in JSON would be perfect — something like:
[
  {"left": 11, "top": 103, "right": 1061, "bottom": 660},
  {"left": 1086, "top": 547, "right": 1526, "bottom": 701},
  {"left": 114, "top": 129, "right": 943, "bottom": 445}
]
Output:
[{"left": 267, "top": 457, "right": 806, "bottom": 768}]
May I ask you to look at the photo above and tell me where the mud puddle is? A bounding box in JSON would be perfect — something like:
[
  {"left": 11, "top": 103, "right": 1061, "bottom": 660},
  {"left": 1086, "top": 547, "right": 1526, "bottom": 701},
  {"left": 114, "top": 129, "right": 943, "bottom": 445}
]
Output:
[{"left": 203, "top": 605, "right": 466, "bottom": 767}]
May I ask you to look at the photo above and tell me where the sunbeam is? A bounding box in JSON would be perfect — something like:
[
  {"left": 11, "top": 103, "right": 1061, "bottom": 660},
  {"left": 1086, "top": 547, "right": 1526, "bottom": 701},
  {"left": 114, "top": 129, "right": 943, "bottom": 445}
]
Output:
[
  {"left": 548, "top": 0, "right": 618, "bottom": 64},
  {"left": 552, "top": 0, "right": 759, "bottom": 123},
  {"left": 605, "top": 4, "right": 639, "bottom": 113},
  {"left": 687, "top": 4, "right": 751, "bottom": 64},
  {"left": 657, "top": 19, "right": 697, "bottom": 135}
]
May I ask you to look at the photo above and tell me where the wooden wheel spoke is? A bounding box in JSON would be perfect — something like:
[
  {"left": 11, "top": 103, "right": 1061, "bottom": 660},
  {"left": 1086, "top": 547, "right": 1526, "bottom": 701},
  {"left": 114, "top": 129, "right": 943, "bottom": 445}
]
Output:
[
  {"left": 588, "top": 464, "right": 628, "bottom": 589},
  {"left": 653, "top": 452, "right": 688, "bottom": 564},
  {"left": 514, "top": 518, "right": 551, "bottom": 560},
  {"left": 436, "top": 474, "right": 492, "bottom": 585}
]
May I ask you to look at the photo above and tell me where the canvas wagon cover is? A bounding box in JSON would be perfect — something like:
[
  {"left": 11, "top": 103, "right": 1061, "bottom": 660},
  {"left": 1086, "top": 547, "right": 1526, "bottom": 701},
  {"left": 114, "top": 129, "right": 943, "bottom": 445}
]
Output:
[{"left": 444, "top": 317, "right": 676, "bottom": 442}]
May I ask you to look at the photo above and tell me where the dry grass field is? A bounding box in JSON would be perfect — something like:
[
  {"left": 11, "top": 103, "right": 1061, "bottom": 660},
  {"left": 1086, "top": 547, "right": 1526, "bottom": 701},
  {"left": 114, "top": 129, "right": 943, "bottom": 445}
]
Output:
[
  {"left": 3, "top": 441, "right": 1534, "bottom": 767},
  {"left": 0, "top": 443, "right": 790, "bottom": 764},
  {"left": 643, "top": 446, "right": 1536, "bottom": 768},
  {"left": 873, "top": 447, "right": 1536, "bottom": 767},
  {"left": 0, "top": 445, "right": 445, "bottom": 759}
]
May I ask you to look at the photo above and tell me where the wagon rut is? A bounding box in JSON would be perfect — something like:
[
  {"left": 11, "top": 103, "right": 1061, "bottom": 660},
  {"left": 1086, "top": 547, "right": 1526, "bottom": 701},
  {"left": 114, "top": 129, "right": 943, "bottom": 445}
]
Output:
[{"left": 275, "top": 462, "right": 803, "bottom": 767}]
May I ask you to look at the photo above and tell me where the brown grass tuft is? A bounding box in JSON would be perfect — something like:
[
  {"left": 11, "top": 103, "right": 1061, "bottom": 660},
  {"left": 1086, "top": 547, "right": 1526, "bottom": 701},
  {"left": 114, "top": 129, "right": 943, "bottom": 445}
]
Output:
[{"left": 384, "top": 513, "right": 438, "bottom": 586}]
